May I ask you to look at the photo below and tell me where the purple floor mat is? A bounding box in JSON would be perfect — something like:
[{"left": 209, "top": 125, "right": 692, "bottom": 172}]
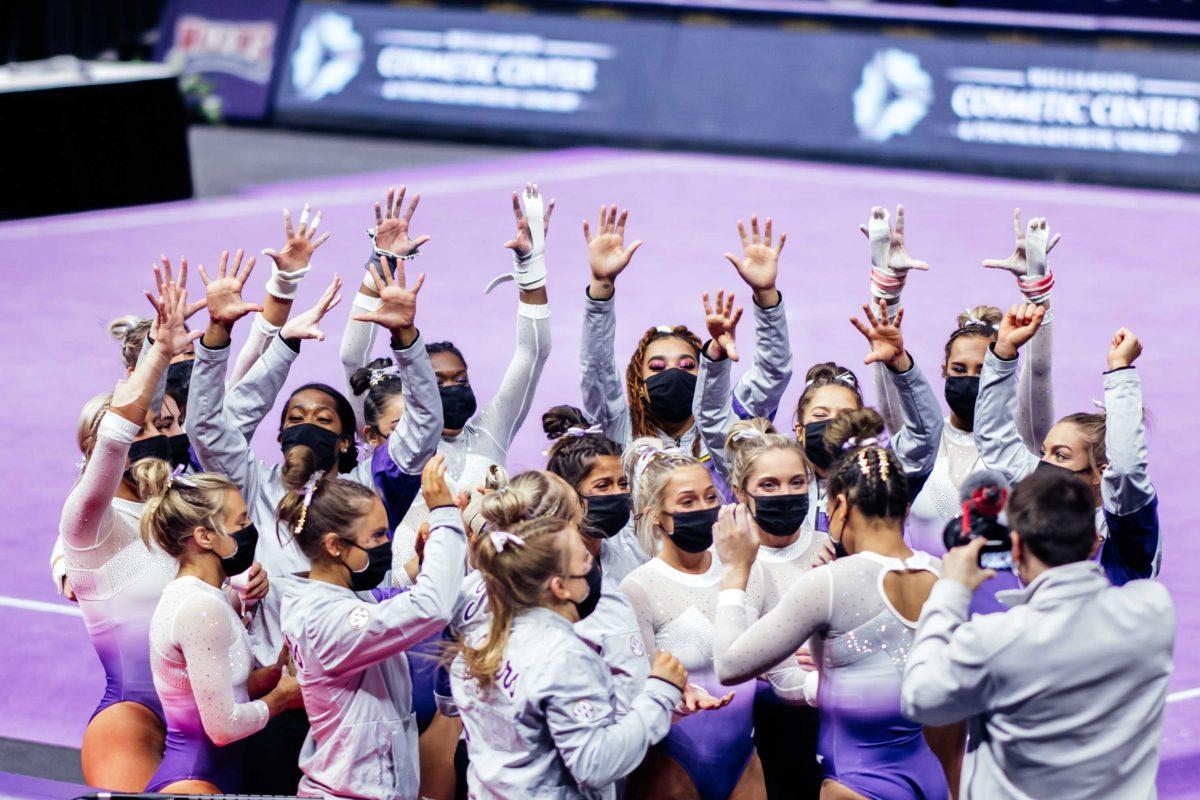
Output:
[{"left": 1, "top": 147, "right": 1196, "bottom": 796}]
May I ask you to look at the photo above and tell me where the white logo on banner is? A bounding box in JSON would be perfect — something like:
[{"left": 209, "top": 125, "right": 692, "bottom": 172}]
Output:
[
  {"left": 291, "top": 12, "right": 364, "bottom": 101},
  {"left": 853, "top": 48, "right": 933, "bottom": 142}
]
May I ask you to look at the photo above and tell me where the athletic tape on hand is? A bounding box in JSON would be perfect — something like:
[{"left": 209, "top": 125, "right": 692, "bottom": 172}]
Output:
[
  {"left": 265, "top": 264, "right": 311, "bottom": 300},
  {"left": 484, "top": 187, "right": 547, "bottom": 294}
]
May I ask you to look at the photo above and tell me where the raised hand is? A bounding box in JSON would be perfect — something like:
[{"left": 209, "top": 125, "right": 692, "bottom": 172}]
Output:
[
  {"left": 261, "top": 204, "right": 331, "bottom": 274},
  {"left": 850, "top": 301, "right": 910, "bottom": 371},
  {"left": 994, "top": 303, "right": 1045, "bottom": 360},
  {"left": 353, "top": 256, "right": 425, "bottom": 334},
  {"left": 199, "top": 249, "right": 263, "bottom": 327},
  {"left": 859, "top": 205, "right": 929, "bottom": 275},
  {"left": 373, "top": 185, "right": 430, "bottom": 257},
  {"left": 421, "top": 454, "right": 455, "bottom": 509},
  {"left": 724, "top": 214, "right": 785, "bottom": 305},
  {"left": 146, "top": 255, "right": 206, "bottom": 354},
  {"left": 981, "top": 208, "right": 1061, "bottom": 279},
  {"left": 583, "top": 205, "right": 642, "bottom": 297},
  {"left": 702, "top": 289, "right": 744, "bottom": 362},
  {"left": 279, "top": 274, "right": 343, "bottom": 342},
  {"left": 1108, "top": 327, "right": 1142, "bottom": 370},
  {"left": 505, "top": 182, "right": 555, "bottom": 259},
  {"left": 146, "top": 272, "right": 203, "bottom": 358}
]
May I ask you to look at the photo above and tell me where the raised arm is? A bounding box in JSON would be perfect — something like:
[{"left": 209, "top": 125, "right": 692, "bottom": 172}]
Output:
[
  {"left": 471, "top": 186, "right": 554, "bottom": 455},
  {"left": 692, "top": 289, "right": 745, "bottom": 476},
  {"left": 982, "top": 209, "right": 1060, "bottom": 450},
  {"left": 973, "top": 304, "right": 1046, "bottom": 484},
  {"left": 304, "top": 461, "right": 467, "bottom": 676},
  {"left": 353, "top": 255, "right": 442, "bottom": 472},
  {"left": 712, "top": 505, "right": 833, "bottom": 685},
  {"left": 229, "top": 205, "right": 329, "bottom": 388},
  {"left": 543, "top": 646, "right": 683, "bottom": 790},
  {"left": 62, "top": 274, "right": 194, "bottom": 549},
  {"left": 186, "top": 249, "right": 269, "bottom": 494},
  {"left": 343, "top": 187, "right": 428, "bottom": 431},
  {"left": 861, "top": 206, "right": 930, "bottom": 435},
  {"left": 850, "top": 302, "right": 944, "bottom": 481},
  {"left": 581, "top": 205, "right": 643, "bottom": 443},
  {"left": 723, "top": 215, "right": 793, "bottom": 419},
  {"left": 1099, "top": 329, "right": 1159, "bottom": 582}
]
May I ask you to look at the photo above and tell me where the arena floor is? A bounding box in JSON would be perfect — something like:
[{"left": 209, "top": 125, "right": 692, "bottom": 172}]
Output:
[{"left": 1, "top": 141, "right": 1196, "bottom": 796}]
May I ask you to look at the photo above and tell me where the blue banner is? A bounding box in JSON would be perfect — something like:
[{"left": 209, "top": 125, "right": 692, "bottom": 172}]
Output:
[{"left": 274, "top": 2, "right": 1200, "bottom": 189}]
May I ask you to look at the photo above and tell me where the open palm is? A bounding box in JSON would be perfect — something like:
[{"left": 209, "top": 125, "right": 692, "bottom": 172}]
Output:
[
  {"left": 374, "top": 185, "right": 430, "bottom": 256},
  {"left": 860, "top": 205, "right": 929, "bottom": 274},
  {"left": 200, "top": 249, "right": 263, "bottom": 326},
  {"left": 850, "top": 302, "right": 906, "bottom": 367},
  {"left": 262, "top": 204, "right": 331, "bottom": 272},
  {"left": 354, "top": 256, "right": 425, "bottom": 332},
  {"left": 725, "top": 214, "right": 784, "bottom": 292},
  {"left": 280, "top": 275, "right": 343, "bottom": 342},
  {"left": 584, "top": 205, "right": 642, "bottom": 281},
  {"left": 702, "top": 289, "right": 744, "bottom": 362}
]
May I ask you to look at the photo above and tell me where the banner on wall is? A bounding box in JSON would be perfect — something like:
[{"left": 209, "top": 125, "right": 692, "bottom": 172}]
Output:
[
  {"left": 274, "top": 1, "right": 1200, "bottom": 188},
  {"left": 155, "top": 0, "right": 294, "bottom": 120}
]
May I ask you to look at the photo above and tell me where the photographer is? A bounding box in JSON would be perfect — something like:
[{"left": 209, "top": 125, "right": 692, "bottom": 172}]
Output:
[{"left": 900, "top": 470, "right": 1174, "bottom": 800}]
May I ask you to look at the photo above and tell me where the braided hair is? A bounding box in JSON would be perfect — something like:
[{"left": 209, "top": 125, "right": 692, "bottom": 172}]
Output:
[
  {"left": 624, "top": 325, "right": 704, "bottom": 452},
  {"left": 824, "top": 408, "right": 907, "bottom": 521}
]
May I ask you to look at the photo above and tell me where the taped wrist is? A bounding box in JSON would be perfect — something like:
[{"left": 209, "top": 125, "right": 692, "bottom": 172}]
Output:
[{"left": 266, "top": 265, "right": 311, "bottom": 300}]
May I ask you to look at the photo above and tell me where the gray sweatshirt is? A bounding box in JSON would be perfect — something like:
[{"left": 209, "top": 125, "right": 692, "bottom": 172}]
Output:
[
  {"left": 450, "top": 605, "right": 680, "bottom": 799},
  {"left": 582, "top": 291, "right": 793, "bottom": 451}
]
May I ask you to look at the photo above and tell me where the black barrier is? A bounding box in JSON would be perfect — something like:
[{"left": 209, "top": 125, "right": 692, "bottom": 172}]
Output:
[{"left": 273, "top": 2, "right": 1200, "bottom": 189}]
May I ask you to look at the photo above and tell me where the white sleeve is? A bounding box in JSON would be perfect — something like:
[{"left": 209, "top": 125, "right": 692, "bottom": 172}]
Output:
[
  {"left": 173, "top": 592, "right": 270, "bottom": 746},
  {"left": 341, "top": 290, "right": 381, "bottom": 433},
  {"left": 227, "top": 313, "right": 280, "bottom": 391},
  {"left": 470, "top": 303, "right": 552, "bottom": 461},
  {"left": 385, "top": 332, "right": 443, "bottom": 473},
  {"left": 60, "top": 412, "right": 137, "bottom": 550},
  {"left": 713, "top": 567, "right": 833, "bottom": 686},
  {"left": 1016, "top": 319, "right": 1055, "bottom": 452},
  {"left": 973, "top": 347, "right": 1040, "bottom": 485}
]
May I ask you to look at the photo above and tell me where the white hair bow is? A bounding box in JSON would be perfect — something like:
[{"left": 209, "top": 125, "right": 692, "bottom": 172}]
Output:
[
  {"left": 655, "top": 325, "right": 674, "bottom": 334},
  {"left": 731, "top": 428, "right": 766, "bottom": 443},
  {"left": 565, "top": 424, "right": 602, "bottom": 438},
  {"left": 369, "top": 365, "right": 400, "bottom": 387},
  {"left": 490, "top": 530, "right": 525, "bottom": 553}
]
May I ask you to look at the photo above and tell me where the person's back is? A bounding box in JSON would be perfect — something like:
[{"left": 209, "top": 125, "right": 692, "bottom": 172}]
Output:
[
  {"left": 962, "top": 568, "right": 1173, "bottom": 799},
  {"left": 902, "top": 469, "right": 1175, "bottom": 800}
]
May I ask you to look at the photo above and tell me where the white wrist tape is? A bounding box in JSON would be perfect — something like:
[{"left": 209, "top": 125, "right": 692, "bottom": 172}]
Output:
[
  {"left": 265, "top": 265, "right": 311, "bottom": 300},
  {"left": 485, "top": 187, "right": 547, "bottom": 294}
]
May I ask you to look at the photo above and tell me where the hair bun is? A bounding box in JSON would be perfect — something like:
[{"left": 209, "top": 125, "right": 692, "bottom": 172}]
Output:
[
  {"left": 542, "top": 405, "right": 589, "bottom": 440},
  {"left": 824, "top": 408, "right": 885, "bottom": 456},
  {"left": 956, "top": 305, "right": 1003, "bottom": 330}
]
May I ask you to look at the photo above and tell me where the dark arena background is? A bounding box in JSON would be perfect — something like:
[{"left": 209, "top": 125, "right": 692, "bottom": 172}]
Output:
[{"left": 1, "top": 0, "right": 1197, "bottom": 798}]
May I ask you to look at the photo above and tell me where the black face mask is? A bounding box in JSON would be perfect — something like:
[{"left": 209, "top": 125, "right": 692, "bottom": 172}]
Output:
[
  {"left": 125, "top": 435, "right": 170, "bottom": 485},
  {"left": 645, "top": 369, "right": 697, "bottom": 425},
  {"left": 280, "top": 423, "right": 341, "bottom": 472},
  {"left": 166, "top": 360, "right": 193, "bottom": 397},
  {"left": 1035, "top": 459, "right": 1091, "bottom": 479},
  {"left": 440, "top": 384, "right": 478, "bottom": 430},
  {"left": 751, "top": 493, "right": 810, "bottom": 538},
  {"left": 167, "top": 433, "right": 192, "bottom": 470},
  {"left": 944, "top": 376, "right": 980, "bottom": 428},
  {"left": 569, "top": 558, "right": 604, "bottom": 620},
  {"left": 583, "top": 493, "right": 631, "bottom": 539},
  {"left": 803, "top": 420, "right": 833, "bottom": 472},
  {"left": 668, "top": 506, "right": 719, "bottom": 553},
  {"left": 218, "top": 523, "right": 258, "bottom": 577},
  {"left": 344, "top": 541, "right": 392, "bottom": 592}
]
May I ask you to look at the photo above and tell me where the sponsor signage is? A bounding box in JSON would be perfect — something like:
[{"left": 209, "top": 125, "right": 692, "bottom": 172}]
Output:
[{"left": 275, "top": 2, "right": 1200, "bottom": 188}]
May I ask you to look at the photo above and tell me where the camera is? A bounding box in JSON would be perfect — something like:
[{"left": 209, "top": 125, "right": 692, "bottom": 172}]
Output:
[{"left": 942, "top": 470, "right": 1013, "bottom": 571}]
